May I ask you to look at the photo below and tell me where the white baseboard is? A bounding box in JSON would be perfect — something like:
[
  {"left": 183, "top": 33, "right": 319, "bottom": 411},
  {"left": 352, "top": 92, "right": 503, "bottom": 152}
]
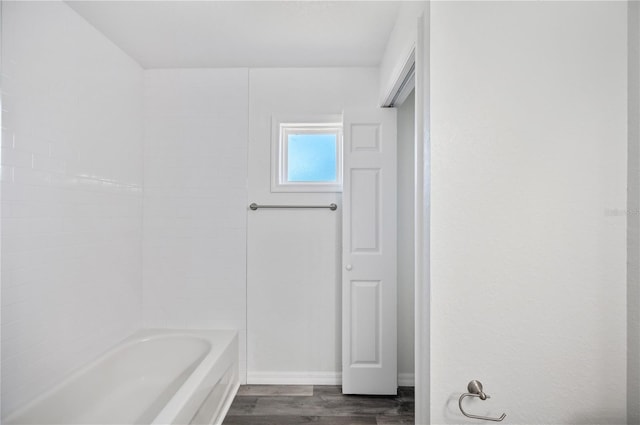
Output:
[
  {"left": 398, "top": 373, "right": 415, "bottom": 387},
  {"left": 246, "top": 371, "right": 415, "bottom": 387},
  {"left": 247, "top": 371, "right": 342, "bottom": 385}
]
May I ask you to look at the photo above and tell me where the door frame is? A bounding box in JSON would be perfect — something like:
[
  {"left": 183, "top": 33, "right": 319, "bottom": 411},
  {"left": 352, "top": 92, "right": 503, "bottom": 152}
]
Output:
[
  {"left": 380, "top": 8, "right": 430, "bottom": 424},
  {"left": 414, "top": 10, "right": 430, "bottom": 425}
]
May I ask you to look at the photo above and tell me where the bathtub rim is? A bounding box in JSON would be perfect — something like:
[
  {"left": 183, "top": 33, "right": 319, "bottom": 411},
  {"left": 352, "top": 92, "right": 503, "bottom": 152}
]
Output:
[
  {"left": 151, "top": 329, "right": 239, "bottom": 425},
  {"left": 3, "top": 328, "right": 239, "bottom": 424}
]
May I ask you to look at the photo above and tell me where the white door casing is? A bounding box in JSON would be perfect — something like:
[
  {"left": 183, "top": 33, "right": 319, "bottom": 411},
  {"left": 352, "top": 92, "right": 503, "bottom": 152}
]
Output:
[{"left": 342, "top": 107, "right": 398, "bottom": 395}]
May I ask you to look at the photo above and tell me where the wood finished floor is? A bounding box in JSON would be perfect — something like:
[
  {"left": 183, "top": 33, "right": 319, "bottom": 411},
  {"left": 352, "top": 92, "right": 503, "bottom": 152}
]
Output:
[{"left": 222, "top": 385, "right": 414, "bottom": 425}]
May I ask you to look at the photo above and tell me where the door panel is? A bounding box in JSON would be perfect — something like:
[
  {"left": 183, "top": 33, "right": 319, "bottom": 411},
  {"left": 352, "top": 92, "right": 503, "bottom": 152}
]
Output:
[
  {"left": 350, "top": 169, "right": 380, "bottom": 252},
  {"left": 342, "top": 107, "right": 397, "bottom": 395}
]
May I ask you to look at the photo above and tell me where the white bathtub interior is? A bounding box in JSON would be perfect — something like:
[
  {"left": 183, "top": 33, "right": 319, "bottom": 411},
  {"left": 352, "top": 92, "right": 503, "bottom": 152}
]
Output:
[{"left": 4, "top": 330, "right": 239, "bottom": 425}]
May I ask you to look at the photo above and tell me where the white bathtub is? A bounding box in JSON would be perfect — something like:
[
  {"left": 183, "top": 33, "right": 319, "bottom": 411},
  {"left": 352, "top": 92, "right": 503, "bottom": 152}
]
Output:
[{"left": 4, "top": 329, "right": 239, "bottom": 425}]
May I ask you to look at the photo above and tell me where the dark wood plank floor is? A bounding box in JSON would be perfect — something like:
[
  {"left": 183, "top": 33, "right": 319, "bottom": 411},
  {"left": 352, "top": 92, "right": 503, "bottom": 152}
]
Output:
[{"left": 223, "top": 385, "right": 414, "bottom": 425}]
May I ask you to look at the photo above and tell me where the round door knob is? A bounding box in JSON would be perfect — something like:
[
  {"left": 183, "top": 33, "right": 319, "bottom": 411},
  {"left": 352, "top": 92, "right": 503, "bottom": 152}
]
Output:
[{"left": 346, "top": 264, "right": 352, "bottom": 271}]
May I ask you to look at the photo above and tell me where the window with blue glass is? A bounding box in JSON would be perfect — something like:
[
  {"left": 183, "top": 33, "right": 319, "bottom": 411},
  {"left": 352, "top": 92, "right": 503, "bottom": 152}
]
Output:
[
  {"left": 287, "top": 133, "right": 337, "bottom": 182},
  {"left": 273, "top": 122, "right": 343, "bottom": 192}
]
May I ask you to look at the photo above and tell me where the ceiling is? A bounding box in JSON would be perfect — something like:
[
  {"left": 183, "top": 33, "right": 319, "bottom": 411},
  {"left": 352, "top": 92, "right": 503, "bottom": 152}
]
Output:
[{"left": 66, "top": 1, "right": 402, "bottom": 69}]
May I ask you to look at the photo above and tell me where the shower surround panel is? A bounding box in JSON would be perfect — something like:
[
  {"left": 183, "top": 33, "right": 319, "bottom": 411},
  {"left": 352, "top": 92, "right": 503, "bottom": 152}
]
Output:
[{"left": 1, "top": 1, "right": 144, "bottom": 416}]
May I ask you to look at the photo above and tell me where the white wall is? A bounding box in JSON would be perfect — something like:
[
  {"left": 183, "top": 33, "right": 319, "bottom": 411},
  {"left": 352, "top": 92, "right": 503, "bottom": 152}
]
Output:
[
  {"left": 142, "top": 69, "right": 249, "bottom": 379},
  {"left": 430, "top": 2, "right": 627, "bottom": 423},
  {"left": 142, "top": 67, "right": 414, "bottom": 386},
  {"left": 246, "top": 68, "right": 379, "bottom": 383},
  {"left": 397, "top": 90, "right": 415, "bottom": 382},
  {"left": 629, "top": 1, "right": 640, "bottom": 422},
  {"left": 1, "top": 1, "right": 143, "bottom": 416}
]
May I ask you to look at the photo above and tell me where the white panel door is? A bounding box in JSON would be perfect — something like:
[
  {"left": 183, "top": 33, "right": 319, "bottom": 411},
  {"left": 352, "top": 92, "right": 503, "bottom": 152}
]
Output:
[{"left": 342, "top": 107, "right": 397, "bottom": 394}]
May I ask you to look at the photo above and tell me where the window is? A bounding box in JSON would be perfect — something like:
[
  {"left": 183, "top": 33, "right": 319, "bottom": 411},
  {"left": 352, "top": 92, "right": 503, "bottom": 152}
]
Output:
[{"left": 272, "top": 118, "right": 343, "bottom": 192}]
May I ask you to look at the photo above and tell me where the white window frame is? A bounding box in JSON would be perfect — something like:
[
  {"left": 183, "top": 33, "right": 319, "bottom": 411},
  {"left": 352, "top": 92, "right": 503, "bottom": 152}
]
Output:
[{"left": 271, "top": 115, "right": 343, "bottom": 193}]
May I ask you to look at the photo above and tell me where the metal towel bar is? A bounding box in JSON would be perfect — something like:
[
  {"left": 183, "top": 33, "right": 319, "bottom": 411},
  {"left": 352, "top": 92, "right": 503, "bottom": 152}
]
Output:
[
  {"left": 249, "top": 203, "right": 337, "bottom": 211},
  {"left": 458, "top": 380, "right": 506, "bottom": 422}
]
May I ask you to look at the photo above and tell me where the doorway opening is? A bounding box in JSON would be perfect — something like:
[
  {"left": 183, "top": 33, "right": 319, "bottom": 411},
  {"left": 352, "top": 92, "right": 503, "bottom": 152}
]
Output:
[{"left": 396, "top": 88, "right": 416, "bottom": 389}]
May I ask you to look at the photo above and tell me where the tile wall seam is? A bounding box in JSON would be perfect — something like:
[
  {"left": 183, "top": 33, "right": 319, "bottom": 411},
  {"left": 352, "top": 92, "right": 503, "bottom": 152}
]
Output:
[
  {"left": 245, "top": 67, "right": 251, "bottom": 385},
  {"left": 140, "top": 69, "right": 147, "bottom": 330}
]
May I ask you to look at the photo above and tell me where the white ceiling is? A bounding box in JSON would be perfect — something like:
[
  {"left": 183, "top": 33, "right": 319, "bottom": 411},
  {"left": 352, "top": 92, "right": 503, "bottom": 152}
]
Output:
[{"left": 66, "top": 1, "right": 402, "bottom": 69}]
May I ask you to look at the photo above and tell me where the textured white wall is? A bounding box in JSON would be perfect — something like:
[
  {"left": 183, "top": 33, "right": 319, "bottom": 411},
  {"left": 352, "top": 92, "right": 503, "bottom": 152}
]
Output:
[
  {"left": 430, "top": 2, "right": 627, "bottom": 423},
  {"left": 1, "top": 1, "right": 143, "bottom": 417},
  {"left": 142, "top": 69, "right": 249, "bottom": 380},
  {"left": 246, "top": 68, "right": 382, "bottom": 383},
  {"left": 629, "top": 1, "right": 640, "bottom": 423},
  {"left": 397, "top": 90, "right": 415, "bottom": 382}
]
